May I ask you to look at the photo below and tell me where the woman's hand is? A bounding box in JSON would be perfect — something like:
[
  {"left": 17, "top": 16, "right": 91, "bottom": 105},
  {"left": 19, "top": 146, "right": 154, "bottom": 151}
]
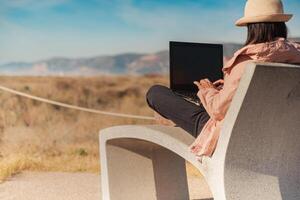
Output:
[
  {"left": 194, "top": 79, "right": 224, "bottom": 91},
  {"left": 213, "top": 79, "right": 224, "bottom": 87},
  {"left": 194, "top": 79, "right": 217, "bottom": 99},
  {"left": 193, "top": 79, "right": 215, "bottom": 90},
  {"left": 213, "top": 79, "right": 224, "bottom": 90}
]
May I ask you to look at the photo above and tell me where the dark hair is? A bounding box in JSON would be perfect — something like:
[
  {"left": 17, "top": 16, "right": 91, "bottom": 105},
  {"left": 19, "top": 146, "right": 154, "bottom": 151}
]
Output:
[{"left": 245, "top": 22, "right": 288, "bottom": 46}]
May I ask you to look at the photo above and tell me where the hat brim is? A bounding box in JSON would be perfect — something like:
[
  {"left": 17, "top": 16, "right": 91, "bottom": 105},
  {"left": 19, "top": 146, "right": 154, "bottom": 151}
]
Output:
[{"left": 235, "top": 14, "right": 293, "bottom": 26}]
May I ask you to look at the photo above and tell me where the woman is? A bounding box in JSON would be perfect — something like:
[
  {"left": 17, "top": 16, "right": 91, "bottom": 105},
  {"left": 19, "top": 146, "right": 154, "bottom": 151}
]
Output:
[{"left": 146, "top": 0, "right": 300, "bottom": 160}]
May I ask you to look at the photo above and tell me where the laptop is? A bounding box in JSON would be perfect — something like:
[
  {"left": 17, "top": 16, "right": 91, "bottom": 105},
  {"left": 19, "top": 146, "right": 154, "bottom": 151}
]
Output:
[{"left": 170, "top": 41, "right": 223, "bottom": 105}]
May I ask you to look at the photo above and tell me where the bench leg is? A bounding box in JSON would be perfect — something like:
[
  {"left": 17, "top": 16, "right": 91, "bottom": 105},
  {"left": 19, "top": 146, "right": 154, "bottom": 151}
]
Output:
[
  {"left": 100, "top": 139, "right": 189, "bottom": 200},
  {"left": 152, "top": 148, "right": 190, "bottom": 200}
]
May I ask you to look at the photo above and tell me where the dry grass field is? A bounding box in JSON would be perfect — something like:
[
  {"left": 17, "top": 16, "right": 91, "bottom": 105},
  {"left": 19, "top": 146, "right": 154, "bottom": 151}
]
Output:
[{"left": 0, "top": 75, "right": 201, "bottom": 182}]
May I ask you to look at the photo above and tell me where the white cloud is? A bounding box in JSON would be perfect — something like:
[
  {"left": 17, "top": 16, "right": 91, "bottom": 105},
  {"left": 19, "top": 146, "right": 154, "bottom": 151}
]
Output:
[{"left": 115, "top": 1, "right": 245, "bottom": 43}]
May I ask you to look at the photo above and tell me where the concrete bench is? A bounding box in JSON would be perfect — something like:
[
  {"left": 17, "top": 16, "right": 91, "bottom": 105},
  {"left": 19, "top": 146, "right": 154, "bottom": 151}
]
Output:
[{"left": 99, "top": 62, "right": 300, "bottom": 200}]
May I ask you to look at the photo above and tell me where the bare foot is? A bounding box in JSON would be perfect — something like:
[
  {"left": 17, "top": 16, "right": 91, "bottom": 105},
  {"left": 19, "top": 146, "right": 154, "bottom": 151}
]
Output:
[{"left": 153, "top": 111, "right": 176, "bottom": 126}]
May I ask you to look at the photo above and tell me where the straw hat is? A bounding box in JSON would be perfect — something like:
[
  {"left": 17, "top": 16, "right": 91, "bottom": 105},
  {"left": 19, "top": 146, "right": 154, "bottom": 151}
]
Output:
[{"left": 235, "top": 0, "right": 293, "bottom": 26}]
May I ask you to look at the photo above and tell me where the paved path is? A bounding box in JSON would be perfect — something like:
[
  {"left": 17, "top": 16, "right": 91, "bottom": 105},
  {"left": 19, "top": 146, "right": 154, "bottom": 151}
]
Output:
[{"left": 0, "top": 172, "right": 212, "bottom": 200}]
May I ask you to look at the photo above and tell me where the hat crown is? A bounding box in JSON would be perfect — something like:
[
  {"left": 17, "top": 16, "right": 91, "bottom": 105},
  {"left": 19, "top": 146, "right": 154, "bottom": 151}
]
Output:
[
  {"left": 235, "top": 0, "right": 292, "bottom": 26},
  {"left": 244, "top": 0, "right": 285, "bottom": 17}
]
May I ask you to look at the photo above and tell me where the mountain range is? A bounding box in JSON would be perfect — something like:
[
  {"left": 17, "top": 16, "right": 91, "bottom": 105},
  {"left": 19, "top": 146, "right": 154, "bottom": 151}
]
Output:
[{"left": 1, "top": 38, "right": 299, "bottom": 76}]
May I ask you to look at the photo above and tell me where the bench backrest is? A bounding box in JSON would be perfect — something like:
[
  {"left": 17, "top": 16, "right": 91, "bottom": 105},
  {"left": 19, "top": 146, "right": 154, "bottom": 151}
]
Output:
[{"left": 214, "top": 62, "right": 300, "bottom": 199}]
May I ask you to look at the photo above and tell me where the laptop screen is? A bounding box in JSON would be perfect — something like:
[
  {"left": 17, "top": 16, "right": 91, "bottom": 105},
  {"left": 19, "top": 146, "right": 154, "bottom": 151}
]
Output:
[{"left": 170, "top": 41, "right": 223, "bottom": 92}]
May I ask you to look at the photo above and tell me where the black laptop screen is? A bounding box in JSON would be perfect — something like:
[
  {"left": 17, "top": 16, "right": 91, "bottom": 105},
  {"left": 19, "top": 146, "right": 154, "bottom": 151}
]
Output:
[{"left": 170, "top": 41, "right": 223, "bottom": 92}]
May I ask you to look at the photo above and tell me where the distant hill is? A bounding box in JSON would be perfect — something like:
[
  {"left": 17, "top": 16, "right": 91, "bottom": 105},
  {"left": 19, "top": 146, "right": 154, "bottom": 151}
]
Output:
[
  {"left": 0, "top": 52, "right": 169, "bottom": 76},
  {"left": 223, "top": 43, "right": 243, "bottom": 58},
  {"left": 290, "top": 37, "right": 300, "bottom": 42},
  {"left": 0, "top": 39, "right": 298, "bottom": 76}
]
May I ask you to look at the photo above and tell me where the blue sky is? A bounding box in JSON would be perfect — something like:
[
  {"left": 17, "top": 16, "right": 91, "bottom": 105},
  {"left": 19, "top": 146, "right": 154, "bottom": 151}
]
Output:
[{"left": 0, "top": 0, "right": 299, "bottom": 63}]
